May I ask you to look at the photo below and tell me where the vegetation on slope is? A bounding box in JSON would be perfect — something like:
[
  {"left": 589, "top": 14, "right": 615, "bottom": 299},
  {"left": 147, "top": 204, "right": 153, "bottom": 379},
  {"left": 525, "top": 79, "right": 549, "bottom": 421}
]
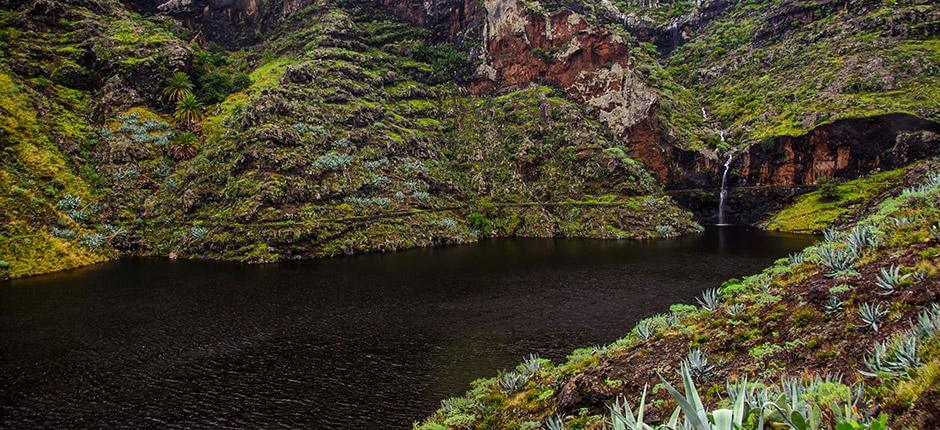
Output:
[
  {"left": 135, "top": 4, "right": 698, "bottom": 263},
  {"left": 764, "top": 168, "right": 910, "bottom": 233},
  {"left": 662, "top": 0, "right": 940, "bottom": 145},
  {"left": 416, "top": 159, "right": 940, "bottom": 429},
  {"left": 0, "top": 0, "right": 698, "bottom": 278},
  {"left": 537, "top": 0, "right": 939, "bottom": 151}
]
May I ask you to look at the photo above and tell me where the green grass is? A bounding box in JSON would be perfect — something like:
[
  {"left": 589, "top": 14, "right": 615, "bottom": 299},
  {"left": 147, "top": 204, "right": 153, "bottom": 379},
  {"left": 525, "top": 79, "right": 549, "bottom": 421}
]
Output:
[{"left": 764, "top": 168, "right": 907, "bottom": 233}]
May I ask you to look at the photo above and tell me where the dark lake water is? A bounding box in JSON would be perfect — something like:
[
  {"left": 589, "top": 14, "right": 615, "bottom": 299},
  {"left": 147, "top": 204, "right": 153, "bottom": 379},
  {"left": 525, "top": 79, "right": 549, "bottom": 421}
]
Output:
[{"left": 0, "top": 227, "right": 815, "bottom": 429}]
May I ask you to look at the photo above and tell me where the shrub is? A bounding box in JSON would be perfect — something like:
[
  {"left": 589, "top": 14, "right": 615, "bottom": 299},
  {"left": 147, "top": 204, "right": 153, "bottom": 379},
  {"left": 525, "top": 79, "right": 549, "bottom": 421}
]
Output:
[
  {"left": 817, "top": 177, "right": 842, "bottom": 201},
  {"left": 163, "top": 71, "right": 193, "bottom": 102}
]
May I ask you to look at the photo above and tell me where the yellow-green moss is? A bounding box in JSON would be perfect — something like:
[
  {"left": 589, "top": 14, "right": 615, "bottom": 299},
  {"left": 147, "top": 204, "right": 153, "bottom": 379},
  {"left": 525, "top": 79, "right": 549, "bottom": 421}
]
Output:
[{"left": 764, "top": 168, "right": 907, "bottom": 233}]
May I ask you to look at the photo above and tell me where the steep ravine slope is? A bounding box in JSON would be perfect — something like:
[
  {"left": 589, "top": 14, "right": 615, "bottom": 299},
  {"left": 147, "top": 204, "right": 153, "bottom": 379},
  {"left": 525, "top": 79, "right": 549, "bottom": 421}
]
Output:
[
  {"left": 416, "top": 159, "right": 940, "bottom": 430},
  {"left": 0, "top": 0, "right": 699, "bottom": 279}
]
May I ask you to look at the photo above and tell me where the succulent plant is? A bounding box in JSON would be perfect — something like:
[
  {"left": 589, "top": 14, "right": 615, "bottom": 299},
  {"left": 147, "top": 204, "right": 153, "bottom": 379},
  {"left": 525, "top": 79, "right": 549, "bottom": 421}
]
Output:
[
  {"left": 518, "top": 354, "right": 543, "bottom": 376},
  {"left": 498, "top": 370, "right": 528, "bottom": 392},
  {"left": 844, "top": 224, "right": 879, "bottom": 255},
  {"left": 858, "top": 303, "right": 888, "bottom": 332},
  {"left": 823, "top": 295, "right": 844, "bottom": 314},
  {"left": 914, "top": 303, "right": 940, "bottom": 338},
  {"left": 440, "top": 396, "right": 477, "bottom": 415},
  {"left": 635, "top": 319, "right": 655, "bottom": 340},
  {"left": 861, "top": 336, "right": 920, "bottom": 377},
  {"left": 697, "top": 288, "right": 720, "bottom": 312},
  {"left": 874, "top": 264, "right": 908, "bottom": 295},
  {"left": 543, "top": 414, "right": 565, "bottom": 430},
  {"left": 817, "top": 244, "right": 858, "bottom": 277},
  {"left": 726, "top": 303, "right": 745, "bottom": 316},
  {"left": 891, "top": 217, "right": 912, "bottom": 228},
  {"left": 681, "top": 348, "right": 716, "bottom": 380},
  {"left": 665, "top": 312, "right": 682, "bottom": 327},
  {"left": 788, "top": 252, "right": 806, "bottom": 265},
  {"left": 609, "top": 385, "right": 656, "bottom": 430}
]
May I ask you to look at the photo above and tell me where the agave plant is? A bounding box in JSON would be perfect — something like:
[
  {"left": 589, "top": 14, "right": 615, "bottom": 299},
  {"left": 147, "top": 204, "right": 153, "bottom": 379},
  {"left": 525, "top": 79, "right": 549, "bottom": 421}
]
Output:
[
  {"left": 890, "top": 334, "right": 922, "bottom": 371},
  {"left": 817, "top": 244, "right": 859, "bottom": 278},
  {"left": 891, "top": 217, "right": 912, "bottom": 228},
  {"left": 518, "top": 354, "right": 544, "bottom": 376},
  {"left": 858, "top": 303, "right": 888, "bottom": 332},
  {"left": 861, "top": 335, "right": 920, "bottom": 377},
  {"left": 665, "top": 312, "right": 682, "bottom": 327},
  {"left": 499, "top": 370, "right": 528, "bottom": 392},
  {"left": 682, "top": 348, "right": 716, "bottom": 380},
  {"left": 874, "top": 264, "right": 908, "bottom": 295},
  {"left": 609, "top": 385, "right": 655, "bottom": 430},
  {"left": 788, "top": 252, "right": 806, "bottom": 265},
  {"left": 697, "top": 288, "right": 720, "bottom": 312},
  {"left": 440, "top": 396, "right": 477, "bottom": 415},
  {"left": 823, "top": 295, "right": 844, "bottom": 314},
  {"left": 660, "top": 363, "right": 747, "bottom": 430},
  {"left": 635, "top": 319, "right": 655, "bottom": 340},
  {"left": 844, "top": 225, "right": 879, "bottom": 255},
  {"left": 914, "top": 303, "right": 940, "bottom": 338},
  {"left": 543, "top": 414, "right": 565, "bottom": 430}
]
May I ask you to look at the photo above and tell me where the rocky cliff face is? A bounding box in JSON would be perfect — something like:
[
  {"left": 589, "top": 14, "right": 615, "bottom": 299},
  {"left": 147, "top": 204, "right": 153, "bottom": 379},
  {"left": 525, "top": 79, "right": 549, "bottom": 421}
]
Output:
[
  {"left": 147, "top": 0, "right": 940, "bottom": 191},
  {"left": 737, "top": 114, "right": 940, "bottom": 187},
  {"left": 383, "top": 0, "right": 687, "bottom": 183}
]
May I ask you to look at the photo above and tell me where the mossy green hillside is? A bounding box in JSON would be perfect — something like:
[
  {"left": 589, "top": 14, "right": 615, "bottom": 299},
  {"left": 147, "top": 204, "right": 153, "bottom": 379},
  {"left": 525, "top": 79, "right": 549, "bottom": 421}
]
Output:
[
  {"left": 538, "top": 0, "right": 939, "bottom": 151},
  {"left": 764, "top": 167, "right": 909, "bottom": 233},
  {"left": 664, "top": 0, "right": 939, "bottom": 145},
  {"left": 0, "top": 0, "right": 197, "bottom": 279}
]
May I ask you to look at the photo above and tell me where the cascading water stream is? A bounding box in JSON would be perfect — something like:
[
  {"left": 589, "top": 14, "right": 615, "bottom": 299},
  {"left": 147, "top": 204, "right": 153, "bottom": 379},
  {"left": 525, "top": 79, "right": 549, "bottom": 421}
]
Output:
[{"left": 718, "top": 151, "right": 733, "bottom": 226}]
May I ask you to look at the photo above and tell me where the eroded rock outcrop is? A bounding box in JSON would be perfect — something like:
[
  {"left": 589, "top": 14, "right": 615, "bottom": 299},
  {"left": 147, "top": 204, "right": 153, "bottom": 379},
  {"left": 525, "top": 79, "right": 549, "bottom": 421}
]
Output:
[{"left": 737, "top": 114, "right": 940, "bottom": 186}]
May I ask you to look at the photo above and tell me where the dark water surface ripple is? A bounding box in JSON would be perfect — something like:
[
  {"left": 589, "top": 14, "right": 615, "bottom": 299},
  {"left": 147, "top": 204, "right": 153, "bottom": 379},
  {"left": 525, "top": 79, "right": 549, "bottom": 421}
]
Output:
[{"left": 0, "top": 227, "right": 816, "bottom": 429}]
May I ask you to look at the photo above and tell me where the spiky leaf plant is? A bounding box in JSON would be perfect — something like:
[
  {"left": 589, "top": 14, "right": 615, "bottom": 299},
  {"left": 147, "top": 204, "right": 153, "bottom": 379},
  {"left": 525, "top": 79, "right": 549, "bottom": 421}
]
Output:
[
  {"left": 163, "top": 71, "right": 194, "bottom": 102},
  {"left": 858, "top": 303, "right": 888, "bottom": 332},
  {"left": 817, "top": 244, "right": 858, "bottom": 277},
  {"left": 697, "top": 288, "right": 720, "bottom": 312},
  {"left": 543, "top": 414, "right": 565, "bottom": 430},
  {"left": 609, "top": 385, "right": 655, "bottom": 430},
  {"left": 518, "top": 354, "right": 544, "bottom": 376},
  {"left": 874, "top": 264, "right": 908, "bottom": 295},
  {"left": 823, "top": 295, "right": 844, "bottom": 314},
  {"left": 635, "top": 319, "right": 655, "bottom": 340},
  {"left": 498, "top": 370, "right": 528, "bottom": 392},
  {"left": 174, "top": 93, "right": 204, "bottom": 127},
  {"left": 914, "top": 303, "right": 940, "bottom": 338},
  {"left": 682, "top": 348, "right": 716, "bottom": 381}
]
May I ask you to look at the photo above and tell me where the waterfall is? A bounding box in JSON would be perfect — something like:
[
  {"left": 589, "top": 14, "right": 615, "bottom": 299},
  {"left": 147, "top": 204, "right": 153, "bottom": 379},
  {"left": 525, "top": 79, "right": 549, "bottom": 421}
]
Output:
[{"left": 718, "top": 152, "right": 733, "bottom": 226}]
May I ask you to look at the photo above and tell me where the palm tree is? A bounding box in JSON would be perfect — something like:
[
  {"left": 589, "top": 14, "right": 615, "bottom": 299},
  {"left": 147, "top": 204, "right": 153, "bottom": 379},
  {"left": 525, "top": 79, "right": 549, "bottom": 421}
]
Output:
[
  {"left": 173, "top": 94, "right": 203, "bottom": 128},
  {"left": 171, "top": 131, "right": 199, "bottom": 160},
  {"left": 163, "top": 71, "right": 194, "bottom": 103}
]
